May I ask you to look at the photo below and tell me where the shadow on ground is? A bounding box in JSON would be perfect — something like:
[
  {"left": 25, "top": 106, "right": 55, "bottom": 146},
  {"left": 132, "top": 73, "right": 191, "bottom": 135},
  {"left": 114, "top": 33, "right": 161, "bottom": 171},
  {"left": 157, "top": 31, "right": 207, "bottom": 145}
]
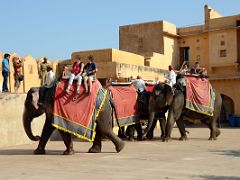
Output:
[
  {"left": 211, "top": 150, "right": 240, "bottom": 158},
  {"left": 197, "top": 175, "right": 240, "bottom": 180},
  {"left": 0, "top": 149, "right": 65, "bottom": 155},
  {"left": 0, "top": 149, "right": 118, "bottom": 155}
]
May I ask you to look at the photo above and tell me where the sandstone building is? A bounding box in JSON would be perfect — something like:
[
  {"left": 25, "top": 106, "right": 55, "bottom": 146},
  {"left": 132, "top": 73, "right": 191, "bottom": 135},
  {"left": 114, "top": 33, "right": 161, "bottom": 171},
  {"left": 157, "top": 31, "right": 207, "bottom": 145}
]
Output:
[
  {"left": 1, "top": 5, "right": 239, "bottom": 119},
  {"left": 59, "top": 5, "right": 239, "bottom": 119}
]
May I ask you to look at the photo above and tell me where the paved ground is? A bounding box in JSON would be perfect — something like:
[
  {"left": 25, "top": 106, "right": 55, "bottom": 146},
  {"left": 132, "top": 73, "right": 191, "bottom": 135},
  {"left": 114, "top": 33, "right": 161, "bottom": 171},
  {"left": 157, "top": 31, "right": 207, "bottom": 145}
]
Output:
[{"left": 0, "top": 127, "right": 240, "bottom": 180}]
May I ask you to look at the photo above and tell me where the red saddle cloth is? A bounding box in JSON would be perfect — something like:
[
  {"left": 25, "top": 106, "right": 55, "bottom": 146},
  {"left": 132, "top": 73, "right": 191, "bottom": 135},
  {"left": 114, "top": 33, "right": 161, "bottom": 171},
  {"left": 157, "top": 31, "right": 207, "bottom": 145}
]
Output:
[
  {"left": 146, "top": 84, "right": 155, "bottom": 92},
  {"left": 108, "top": 85, "right": 138, "bottom": 126},
  {"left": 185, "top": 76, "right": 214, "bottom": 116},
  {"left": 52, "top": 80, "right": 107, "bottom": 142}
]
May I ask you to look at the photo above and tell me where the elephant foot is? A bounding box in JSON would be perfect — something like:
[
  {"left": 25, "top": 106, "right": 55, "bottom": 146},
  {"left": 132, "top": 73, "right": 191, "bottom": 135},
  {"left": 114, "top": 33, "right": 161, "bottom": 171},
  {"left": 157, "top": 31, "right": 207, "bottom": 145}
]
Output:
[
  {"left": 34, "top": 148, "right": 46, "bottom": 155},
  {"left": 160, "top": 134, "right": 165, "bottom": 140},
  {"left": 179, "top": 135, "right": 188, "bottom": 141},
  {"left": 128, "top": 137, "right": 135, "bottom": 142},
  {"left": 63, "top": 149, "right": 75, "bottom": 155},
  {"left": 137, "top": 135, "right": 144, "bottom": 141},
  {"left": 163, "top": 137, "right": 170, "bottom": 142},
  {"left": 115, "top": 140, "right": 125, "bottom": 153},
  {"left": 146, "top": 134, "right": 153, "bottom": 140},
  {"left": 216, "top": 129, "right": 221, "bottom": 137},
  {"left": 208, "top": 136, "right": 217, "bottom": 141},
  {"left": 88, "top": 146, "right": 101, "bottom": 153},
  {"left": 118, "top": 134, "right": 127, "bottom": 140}
]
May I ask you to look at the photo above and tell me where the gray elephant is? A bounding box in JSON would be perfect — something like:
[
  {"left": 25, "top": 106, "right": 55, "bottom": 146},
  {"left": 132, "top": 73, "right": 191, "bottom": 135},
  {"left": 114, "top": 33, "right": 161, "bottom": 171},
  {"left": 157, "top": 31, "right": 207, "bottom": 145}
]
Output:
[
  {"left": 144, "top": 82, "right": 222, "bottom": 141},
  {"left": 23, "top": 85, "right": 125, "bottom": 155},
  {"left": 121, "top": 90, "right": 168, "bottom": 141}
]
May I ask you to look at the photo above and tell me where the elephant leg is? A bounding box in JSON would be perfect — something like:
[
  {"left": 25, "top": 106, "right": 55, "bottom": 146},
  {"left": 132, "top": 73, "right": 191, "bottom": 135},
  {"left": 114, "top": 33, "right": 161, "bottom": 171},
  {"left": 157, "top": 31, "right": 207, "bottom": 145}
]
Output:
[
  {"left": 118, "top": 127, "right": 127, "bottom": 139},
  {"left": 126, "top": 125, "right": 135, "bottom": 141},
  {"left": 159, "top": 117, "right": 166, "bottom": 138},
  {"left": 163, "top": 109, "right": 176, "bottom": 142},
  {"left": 88, "top": 125, "right": 102, "bottom": 153},
  {"left": 58, "top": 131, "right": 74, "bottom": 155},
  {"left": 176, "top": 117, "right": 187, "bottom": 141},
  {"left": 201, "top": 119, "right": 220, "bottom": 140},
  {"left": 97, "top": 99, "right": 125, "bottom": 153},
  {"left": 34, "top": 118, "right": 55, "bottom": 155},
  {"left": 135, "top": 122, "right": 143, "bottom": 141},
  {"left": 146, "top": 119, "right": 157, "bottom": 140},
  {"left": 104, "top": 130, "right": 125, "bottom": 153}
]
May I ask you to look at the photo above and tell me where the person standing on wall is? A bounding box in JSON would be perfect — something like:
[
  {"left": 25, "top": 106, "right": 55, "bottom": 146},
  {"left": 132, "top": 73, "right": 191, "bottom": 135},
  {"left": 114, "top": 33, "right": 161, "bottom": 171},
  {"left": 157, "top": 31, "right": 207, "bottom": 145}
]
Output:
[
  {"left": 1, "top": 54, "right": 10, "bottom": 92},
  {"left": 12, "top": 57, "right": 24, "bottom": 93},
  {"left": 40, "top": 57, "right": 49, "bottom": 86}
]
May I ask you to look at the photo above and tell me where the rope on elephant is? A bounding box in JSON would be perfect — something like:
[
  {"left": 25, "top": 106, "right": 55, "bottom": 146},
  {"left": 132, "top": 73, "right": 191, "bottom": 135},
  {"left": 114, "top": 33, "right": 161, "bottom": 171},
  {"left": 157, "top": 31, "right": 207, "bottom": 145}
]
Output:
[{"left": 52, "top": 79, "right": 107, "bottom": 142}]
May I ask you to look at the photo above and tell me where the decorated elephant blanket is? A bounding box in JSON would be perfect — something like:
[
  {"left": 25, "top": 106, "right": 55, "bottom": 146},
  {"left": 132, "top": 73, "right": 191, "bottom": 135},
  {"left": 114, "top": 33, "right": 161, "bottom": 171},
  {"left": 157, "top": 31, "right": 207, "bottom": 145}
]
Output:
[
  {"left": 108, "top": 85, "right": 138, "bottom": 127},
  {"left": 185, "top": 76, "right": 215, "bottom": 116},
  {"left": 52, "top": 80, "right": 107, "bottom": 142}
]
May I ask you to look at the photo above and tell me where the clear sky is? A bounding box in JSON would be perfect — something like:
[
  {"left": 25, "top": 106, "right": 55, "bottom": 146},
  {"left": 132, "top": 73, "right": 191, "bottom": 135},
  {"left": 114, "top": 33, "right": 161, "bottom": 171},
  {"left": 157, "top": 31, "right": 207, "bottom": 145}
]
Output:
[{"left": 0, "top": 0, "right": 239, "bottom": 60}]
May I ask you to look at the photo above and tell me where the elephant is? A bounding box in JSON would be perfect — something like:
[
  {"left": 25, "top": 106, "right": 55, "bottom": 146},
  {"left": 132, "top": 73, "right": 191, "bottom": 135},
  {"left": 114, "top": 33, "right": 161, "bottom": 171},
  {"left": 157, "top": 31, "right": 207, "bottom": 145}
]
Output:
[
  {"left": 119, "top": 90, "right": 168, "bottom": 141},
  {"left": 144, "top": 82, "right": 222, "bottom": 141},
  {"left": 23, "top": 85, "right": 125, "bottom": 155}
]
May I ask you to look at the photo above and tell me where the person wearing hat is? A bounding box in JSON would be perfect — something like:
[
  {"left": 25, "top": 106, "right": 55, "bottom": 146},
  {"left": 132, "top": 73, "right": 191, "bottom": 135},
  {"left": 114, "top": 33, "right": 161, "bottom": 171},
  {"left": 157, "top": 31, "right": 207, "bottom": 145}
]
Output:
[
  {"left": 165, "top": 65, "right": 176, "bottom": 87},
  {"left": 40, "top": 57, "right": 49, "bottom": 86},
  {"left": 83, "top": 55, "right": 97, "bottom": 93}
]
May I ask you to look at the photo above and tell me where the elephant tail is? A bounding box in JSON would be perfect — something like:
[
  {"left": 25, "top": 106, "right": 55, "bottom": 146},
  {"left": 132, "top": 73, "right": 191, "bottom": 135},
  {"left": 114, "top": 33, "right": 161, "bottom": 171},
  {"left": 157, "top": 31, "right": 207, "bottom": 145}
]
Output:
[{"left": 109, "top": 95, "right": 122, "bottom": 133}]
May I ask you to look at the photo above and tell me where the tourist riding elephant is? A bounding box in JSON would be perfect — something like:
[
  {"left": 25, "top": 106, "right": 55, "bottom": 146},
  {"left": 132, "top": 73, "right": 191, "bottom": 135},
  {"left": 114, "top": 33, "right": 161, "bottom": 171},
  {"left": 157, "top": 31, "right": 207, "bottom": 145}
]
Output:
[
  {"left": 23, "top": 85, "right": 124, "bottom": 155},
  {"left": 144, "top": 82, "right": 222, "bottom": 141}
]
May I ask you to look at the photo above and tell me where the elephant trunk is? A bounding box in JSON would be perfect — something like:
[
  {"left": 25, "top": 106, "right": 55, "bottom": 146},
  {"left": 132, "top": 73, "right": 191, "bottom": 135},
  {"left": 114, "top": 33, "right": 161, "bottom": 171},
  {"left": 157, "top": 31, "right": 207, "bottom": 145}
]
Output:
[
  {"left": 23, "top": 108, "right": 40, "bottom": 141},
  {"left": 143, "top": 112, "right": 155, "bottom": 136}
]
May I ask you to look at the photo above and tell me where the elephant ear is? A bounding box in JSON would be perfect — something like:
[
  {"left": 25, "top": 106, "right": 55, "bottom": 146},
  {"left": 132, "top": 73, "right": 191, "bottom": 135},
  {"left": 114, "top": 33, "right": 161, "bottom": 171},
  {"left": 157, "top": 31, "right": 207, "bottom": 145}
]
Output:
[
  {"left": 164, "top": 84, "right": 174, "bottom": 106},
  {"left": 26, "top": 87, "right": 40, "bottom": 110}
]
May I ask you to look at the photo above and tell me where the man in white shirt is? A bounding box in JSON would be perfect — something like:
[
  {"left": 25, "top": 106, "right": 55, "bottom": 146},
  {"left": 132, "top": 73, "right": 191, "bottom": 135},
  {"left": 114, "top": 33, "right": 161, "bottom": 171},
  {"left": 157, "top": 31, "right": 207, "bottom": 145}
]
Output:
[
  {"left": 45, "top": 66, "right": 56, "bottom": 88},
  {"left": 165, "top": 65, "right": 176, "bottom": 87},
  {"left": 38, "top": 65, "right": 56, "bottom": 107},
  {"left": 132, "top": 75, "right": 146, "bottom": 93}
]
